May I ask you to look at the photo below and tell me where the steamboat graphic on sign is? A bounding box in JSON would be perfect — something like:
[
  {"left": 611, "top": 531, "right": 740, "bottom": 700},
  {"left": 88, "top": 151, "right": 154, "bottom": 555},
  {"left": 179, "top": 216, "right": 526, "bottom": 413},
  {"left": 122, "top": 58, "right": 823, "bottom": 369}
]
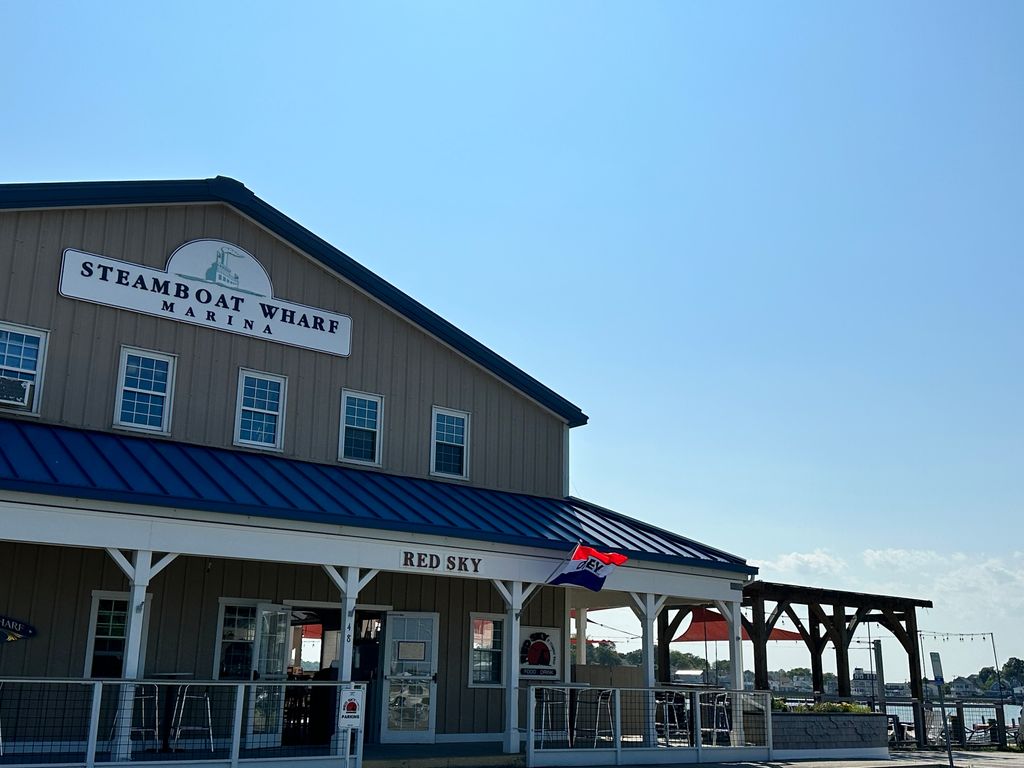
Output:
[
  {"left": 173, "top": 241, "right": 269, "bottom": 297},
  {"left": 205, "top": 245, "right": 242, "bottom": 289}
]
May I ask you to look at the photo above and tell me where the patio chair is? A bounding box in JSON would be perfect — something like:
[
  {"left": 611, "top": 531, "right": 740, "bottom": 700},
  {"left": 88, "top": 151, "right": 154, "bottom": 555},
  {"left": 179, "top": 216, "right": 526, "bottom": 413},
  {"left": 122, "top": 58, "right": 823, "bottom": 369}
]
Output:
[
  {"left": 534, "top": 687, "right": 570, "bottom": 747},
  {"left": 109, "top": 683, "right": 161, "bottom": 752},
  {"left": 574, "top": 688, "right": 614, "bottom": 747},
  {"left": 170, "top": 684, "right": 214, "bottom": 752}
]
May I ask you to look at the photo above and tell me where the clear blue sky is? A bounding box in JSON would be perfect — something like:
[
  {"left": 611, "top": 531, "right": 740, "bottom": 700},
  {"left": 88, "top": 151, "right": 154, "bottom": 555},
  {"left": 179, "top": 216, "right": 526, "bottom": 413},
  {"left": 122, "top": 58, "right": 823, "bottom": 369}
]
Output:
[{"left": 4, "top": 1, "right": 1021, "bottom": 679}]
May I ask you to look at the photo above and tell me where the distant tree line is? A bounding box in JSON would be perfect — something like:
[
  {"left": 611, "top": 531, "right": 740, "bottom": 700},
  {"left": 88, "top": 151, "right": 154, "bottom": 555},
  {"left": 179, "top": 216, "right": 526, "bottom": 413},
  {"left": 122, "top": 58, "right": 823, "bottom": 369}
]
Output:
[{"left": 570, "top": 642, "right": 1023, "bottom": 692}]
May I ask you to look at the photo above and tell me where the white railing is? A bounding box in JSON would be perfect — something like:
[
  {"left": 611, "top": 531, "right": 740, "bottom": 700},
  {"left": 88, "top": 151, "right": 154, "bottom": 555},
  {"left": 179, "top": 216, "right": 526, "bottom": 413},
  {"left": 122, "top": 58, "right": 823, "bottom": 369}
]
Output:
[
  {"left": 0, "top": 678, "right": 365, "bottom": 768},
  {"left": 524, "top": 685, "right": 771, "bottom": 766}
]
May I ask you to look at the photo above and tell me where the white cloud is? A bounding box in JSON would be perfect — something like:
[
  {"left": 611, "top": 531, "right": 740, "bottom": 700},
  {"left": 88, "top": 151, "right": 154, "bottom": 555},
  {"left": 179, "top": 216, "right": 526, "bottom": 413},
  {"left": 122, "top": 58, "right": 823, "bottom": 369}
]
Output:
[
  {"left": 862, "top": 548, "right": 944, "bottom": 571},
  {"left": 752, "top": 549, "right": 848, "bottom": 577}
]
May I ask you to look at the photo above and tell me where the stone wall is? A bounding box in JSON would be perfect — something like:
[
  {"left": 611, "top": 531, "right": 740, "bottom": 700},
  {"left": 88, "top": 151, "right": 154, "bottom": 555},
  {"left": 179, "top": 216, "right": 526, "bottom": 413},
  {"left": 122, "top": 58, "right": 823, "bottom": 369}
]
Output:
[{"left": 772, "top": 712, "right": 888, "bottom": 750}]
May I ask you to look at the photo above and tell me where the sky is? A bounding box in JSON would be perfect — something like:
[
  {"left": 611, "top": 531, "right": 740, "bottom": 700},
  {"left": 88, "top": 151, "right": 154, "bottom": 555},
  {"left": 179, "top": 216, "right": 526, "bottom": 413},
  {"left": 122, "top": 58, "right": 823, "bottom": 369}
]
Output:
[{"left": 2, "top": 1, "right": 1021, "bottom": 681}]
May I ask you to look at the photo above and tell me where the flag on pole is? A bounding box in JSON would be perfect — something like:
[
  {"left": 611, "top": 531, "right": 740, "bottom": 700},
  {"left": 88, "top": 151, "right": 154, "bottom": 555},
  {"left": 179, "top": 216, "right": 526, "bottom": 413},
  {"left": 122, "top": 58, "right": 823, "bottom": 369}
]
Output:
[{"left": 546, "top": 544, "right": 628, "bottom": 592}]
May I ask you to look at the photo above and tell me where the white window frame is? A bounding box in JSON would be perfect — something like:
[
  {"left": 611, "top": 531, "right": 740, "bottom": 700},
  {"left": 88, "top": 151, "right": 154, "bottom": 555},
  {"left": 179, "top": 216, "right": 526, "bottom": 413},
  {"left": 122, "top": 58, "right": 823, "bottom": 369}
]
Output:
[
  {"left": 430, "top": 405, "right": 470, "bottom": 480},
  {"left": 339, "top": 389, "right": 384, "bottom": 467},
  {"left": 83, "top": 589, "right": 152, "bottom": 678},
  {"left": 0, "top": 320, "right": 50, "bottom": 415},
  {"left": 234, "top": 368, "right": 287, "bottom": 451},
  {"left": 113, "top": 346, "right": 176, "bottom": 434},
  {"left": 468, "top": 612, "right": 505, "bottom": 689},
  {"left": 212, "top": 597, "right": 265, "bottom": 680}
]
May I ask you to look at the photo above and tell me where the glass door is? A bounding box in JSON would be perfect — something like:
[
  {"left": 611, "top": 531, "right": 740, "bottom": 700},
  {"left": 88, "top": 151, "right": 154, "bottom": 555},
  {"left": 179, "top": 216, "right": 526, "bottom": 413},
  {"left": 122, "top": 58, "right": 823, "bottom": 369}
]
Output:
[
  {"left": 379, "top": 612, "right": 439, "bottom": 744},
  {"left": 246, "top": 603, "right": 291, "bottom": 748}
]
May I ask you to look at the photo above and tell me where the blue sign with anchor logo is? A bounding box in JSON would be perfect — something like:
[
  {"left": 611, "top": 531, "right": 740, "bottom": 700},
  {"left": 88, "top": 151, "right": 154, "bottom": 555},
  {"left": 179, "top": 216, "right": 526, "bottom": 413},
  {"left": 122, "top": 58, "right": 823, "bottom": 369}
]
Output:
[{"left": 0, "top": 615, "right": 37, "bottom": 642}]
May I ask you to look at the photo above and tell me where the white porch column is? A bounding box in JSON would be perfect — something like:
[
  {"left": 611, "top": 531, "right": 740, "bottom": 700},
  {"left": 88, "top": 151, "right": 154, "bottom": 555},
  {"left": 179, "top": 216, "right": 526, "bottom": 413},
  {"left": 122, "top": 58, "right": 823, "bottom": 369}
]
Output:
[
  {"left": 715, "top": 599, "right": 747, "bottom": 745},
  {"left": 629, "top": 592, "right": 667, "bottom": 687},
  {"left": 630, "top": 592, "right": 667, "bottom": 747},
  {"left": 121, "top": 550, "right": 152, "bottom": 680},
  {"left": 576, "top": 607, "right": 588, "bottom": 665},
  {"left": 714, "top": 600, "right": 744, "bottom": 691},
  {"left": 106, "top": 549, "right": 178, "bottom": 761},
  {"left": 492, "top": 580, "right": 539, "bottom": 754},
  {"left": 323, "top": 565, "right": 378, "bottom": 757},
  {"left": 322, "top": 565, "right": 379, "bottom": 681}
]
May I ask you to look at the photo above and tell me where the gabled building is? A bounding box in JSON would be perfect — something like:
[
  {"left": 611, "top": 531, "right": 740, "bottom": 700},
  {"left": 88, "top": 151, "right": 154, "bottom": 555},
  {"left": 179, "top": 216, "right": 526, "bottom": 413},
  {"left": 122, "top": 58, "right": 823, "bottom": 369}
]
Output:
[{"left": 0, "top": 178, "right": 756, "bottom": 762}]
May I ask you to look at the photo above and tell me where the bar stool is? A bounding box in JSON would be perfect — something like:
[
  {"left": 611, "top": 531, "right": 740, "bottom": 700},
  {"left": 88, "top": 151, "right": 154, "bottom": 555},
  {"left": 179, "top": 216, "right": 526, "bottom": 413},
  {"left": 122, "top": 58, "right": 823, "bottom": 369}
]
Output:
[
  {"left": 534, "top": 687, "right": 570, "bottom": 746},
  {"left": 700, "top": 692, "right": 731, "bottom": 746},
  {"left": 658, "top": 690, "right": 688, "bottom": 746},
  {"left": 109, "top": 683, "right": 160, "bottom": 752},
  {"left": 170, "top": 684, "right": 214, "bottom": 752},
  {"left": 574, "top": 688, "right": 614, "bottom": 747}
]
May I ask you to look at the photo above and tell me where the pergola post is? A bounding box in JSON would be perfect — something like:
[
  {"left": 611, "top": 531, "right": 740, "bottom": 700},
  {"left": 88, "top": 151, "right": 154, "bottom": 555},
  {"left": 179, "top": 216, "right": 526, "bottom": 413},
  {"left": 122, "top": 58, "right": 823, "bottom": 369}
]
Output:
[
  {"left": 656, "top": 609, "right": 669, "bottom": 683},
  {"left": 809, "top": 612, "right": 825, "bottom": 695},
  {"left": 833, "top": 603, "right": 851, "bottom": 697},
  {"left": 751, "top": 599, "right": 769, "bottom": 690}
]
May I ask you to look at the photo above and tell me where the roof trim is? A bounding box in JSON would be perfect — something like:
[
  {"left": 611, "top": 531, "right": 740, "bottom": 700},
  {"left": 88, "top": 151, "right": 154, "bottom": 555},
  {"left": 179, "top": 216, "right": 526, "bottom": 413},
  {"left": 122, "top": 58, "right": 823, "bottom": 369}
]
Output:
[{"left": 0, "top": 177, "right": 588, "bottom": 427}]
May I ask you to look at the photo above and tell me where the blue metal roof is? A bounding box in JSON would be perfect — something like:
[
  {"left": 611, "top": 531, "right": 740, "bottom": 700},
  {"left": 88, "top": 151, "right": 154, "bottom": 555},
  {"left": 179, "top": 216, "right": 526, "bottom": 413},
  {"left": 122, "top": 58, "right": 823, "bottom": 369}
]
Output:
[
  {"left": 0, "top": 420, "right": 754, "bottom": 574},
  {"left": 0, "top": 177, "right": 587, "bottom": 427}
]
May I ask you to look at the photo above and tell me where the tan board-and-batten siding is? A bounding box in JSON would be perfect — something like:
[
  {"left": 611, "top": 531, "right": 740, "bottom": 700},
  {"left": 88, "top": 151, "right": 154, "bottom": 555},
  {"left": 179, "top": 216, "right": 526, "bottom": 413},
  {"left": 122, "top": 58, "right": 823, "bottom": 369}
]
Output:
[
  {"left": 0, "top": 204, "right": 565, "bottom": 497},
  {"left": 0, "top": 542, "right": 567, "bottom": 736}
]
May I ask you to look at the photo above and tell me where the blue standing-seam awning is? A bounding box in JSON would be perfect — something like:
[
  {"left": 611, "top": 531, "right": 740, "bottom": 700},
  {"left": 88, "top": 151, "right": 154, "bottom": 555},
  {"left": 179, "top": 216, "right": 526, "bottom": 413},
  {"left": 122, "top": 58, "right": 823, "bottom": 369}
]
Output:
[{"left": 0, "top": 419, "right": 756, "bottom": 575}]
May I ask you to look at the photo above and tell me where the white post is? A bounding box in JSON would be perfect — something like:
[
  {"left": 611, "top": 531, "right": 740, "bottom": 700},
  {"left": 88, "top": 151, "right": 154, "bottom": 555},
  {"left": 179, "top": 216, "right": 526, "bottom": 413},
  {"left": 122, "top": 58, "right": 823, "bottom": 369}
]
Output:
[
  {"left": 85, "top": 681, "right": 103, "bottom": 768},
  {"left": 727, "top": 601, "right": 744, "bottom": 692},
  {"left": 631, "top": 592, "right": 663, "bottom": 747},
  {"left": 716, "top": 599, "right": 746, "bottom": 746},
  {"left": 639, "top": 595, "right": 656, "bottom": 688},
  {"left": 504, "top": 580, "right": 523, "bottom": 754},
  {"left": 230, "top": 684, "right": 245, "bottom": 768},
  {"left": 122, "top": 550, "right": 152, "bottom": 679},
  {"left": 576, "top": 607, "right": 588, "bottom": 665},
  {"left": 110, "top": 550, "right": 153, "bottom": 761},
  {"left": 323, "top": 565, "right": 377, "bottom": 755},
  {"left": 339, "top": 566, "right": 359, "bottom": 683}
]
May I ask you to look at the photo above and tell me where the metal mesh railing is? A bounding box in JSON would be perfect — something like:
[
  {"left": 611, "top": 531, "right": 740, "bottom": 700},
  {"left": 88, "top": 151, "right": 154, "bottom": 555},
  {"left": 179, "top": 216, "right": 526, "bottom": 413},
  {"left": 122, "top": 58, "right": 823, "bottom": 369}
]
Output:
[
  {"left": 696, "top": 690, "right": 770, "bottom": 748},
  {"left": 0, "top": 678, "right": 365, "bottom": 766},
  {"left": 525, "top": 685, "right": 771, "bottom": 758}
]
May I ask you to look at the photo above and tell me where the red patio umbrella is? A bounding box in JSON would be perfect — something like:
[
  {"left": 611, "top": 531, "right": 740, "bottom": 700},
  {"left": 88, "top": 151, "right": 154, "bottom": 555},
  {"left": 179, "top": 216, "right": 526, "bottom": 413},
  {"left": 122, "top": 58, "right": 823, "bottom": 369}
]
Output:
[{"left": 672, "top": 606, "right": 802, "bottom": 642}]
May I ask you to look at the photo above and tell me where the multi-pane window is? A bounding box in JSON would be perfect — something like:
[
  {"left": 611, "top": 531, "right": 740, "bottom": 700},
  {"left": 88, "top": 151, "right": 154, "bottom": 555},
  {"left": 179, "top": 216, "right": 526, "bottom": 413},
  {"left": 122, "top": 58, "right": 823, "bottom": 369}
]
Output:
[
  {"left": 235, "top": 370, "right": 286, "bottom": 450},
  {"left": 218, "top": 604, "right": 257, "bottom": 679},
  {"left": 115, "top": 348, "right": 175, "bottom": 432},
  {"left": 431, "top": 407, "right": 469, "bottom": 478},
  {"left": 0, "top": 321, "right": 48, "bottom": 412},
  {"left": 340, "top": 390, "right": 382, "bottom": 465},
  {"left": 469, "top": 614, "right": 503, "bottom": 686},
  {"left": 88, "top": 597, "right": 128, "bottom": 678}
]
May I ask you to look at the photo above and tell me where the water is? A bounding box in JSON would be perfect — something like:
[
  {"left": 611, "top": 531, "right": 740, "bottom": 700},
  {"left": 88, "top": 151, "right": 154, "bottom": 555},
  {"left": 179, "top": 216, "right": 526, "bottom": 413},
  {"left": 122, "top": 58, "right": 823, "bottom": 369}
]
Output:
[{"left": 1005, "top": 703, "right": 1022, "bottom": 727}]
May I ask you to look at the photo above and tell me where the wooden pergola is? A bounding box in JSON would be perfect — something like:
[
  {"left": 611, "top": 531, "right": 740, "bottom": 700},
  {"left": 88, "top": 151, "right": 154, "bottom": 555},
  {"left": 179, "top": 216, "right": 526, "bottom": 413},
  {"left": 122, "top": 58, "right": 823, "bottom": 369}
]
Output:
[
  {"left": 655, "top": 580, "right": 933, "bottom": 700},
  {"left": 742, "top": 580, "right": 933, "bottom": 698}
]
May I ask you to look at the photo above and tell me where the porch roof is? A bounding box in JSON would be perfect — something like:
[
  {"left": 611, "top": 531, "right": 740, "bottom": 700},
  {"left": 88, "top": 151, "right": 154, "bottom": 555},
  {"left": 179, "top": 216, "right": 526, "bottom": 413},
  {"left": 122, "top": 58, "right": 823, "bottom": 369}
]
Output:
[{"left": 0, "top": 419, "right": 755, "bottom": 574}]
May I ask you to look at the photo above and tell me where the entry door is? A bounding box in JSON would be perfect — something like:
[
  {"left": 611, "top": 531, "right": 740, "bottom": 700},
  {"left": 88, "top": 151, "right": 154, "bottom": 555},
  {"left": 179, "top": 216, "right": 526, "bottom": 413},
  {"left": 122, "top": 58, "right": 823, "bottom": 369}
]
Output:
[
  {"left": 380, "top": 612, "right": 439, "bottom": 744},
  {"left": 246, "top": 603, "right": 291, "bottom": 748}
]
